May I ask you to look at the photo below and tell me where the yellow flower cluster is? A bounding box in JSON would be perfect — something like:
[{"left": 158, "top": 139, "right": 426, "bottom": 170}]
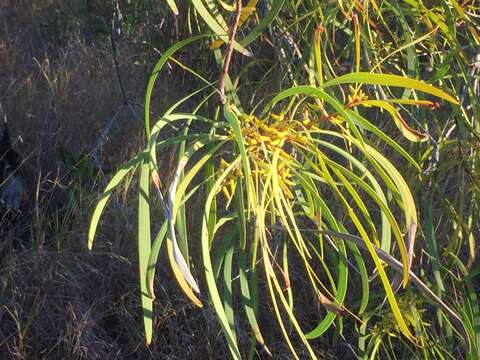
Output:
[
  {"left": 219, "top": 113, "right": 306, "bottom": 202},
  {"left": 347, "top": 86, "right": 369, "bottom": 106},
  {"left": 240, "top": 113, "right": 292, "bottom": 150}
]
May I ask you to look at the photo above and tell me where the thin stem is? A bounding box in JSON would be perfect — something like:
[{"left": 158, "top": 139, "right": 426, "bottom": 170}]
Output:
[{"left": 218, "top": 0, "right": 243, "bottom": 105}]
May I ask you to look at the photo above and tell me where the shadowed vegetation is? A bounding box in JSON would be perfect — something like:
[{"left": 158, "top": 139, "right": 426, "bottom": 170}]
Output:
[{"left": 1, "top": 1, "right": 479, "bottom": 359}]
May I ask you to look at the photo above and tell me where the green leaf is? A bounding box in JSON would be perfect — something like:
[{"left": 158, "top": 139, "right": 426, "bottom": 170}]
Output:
[
  {"left": 223, "top": 105, "right": 256, "bottom": 215},
  {"left": 88, "top": 155, "right": 141, "bottom": 250},
  {"left": 202, "top": 157, "right": 242, "bottom": 359},
  {"left": 166, "top": 0, "right": 179, "bottom": 15},
  {"left": 323, "top": 72, "right": 459, "bottom": 104},
  {"left": 138, "top": 160, "right": 153, "bottom": 344},
  {"left": 191, "top": 0, "right": 252, "bottom": 56},
  {"left": 145, "top": 35, "right": 213, "bottom": 138},
  {"left": 240, "top": 0, "right": 286, "bottom": 47},
  {"left": 146, "top": 220, "right": 168, "bottom": 299}
]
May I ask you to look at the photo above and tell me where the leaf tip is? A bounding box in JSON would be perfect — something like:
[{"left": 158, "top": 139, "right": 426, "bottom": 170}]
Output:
[
  {"left": 145, "top": 334, "right": 152, "bottom": 346},
  {"left": 147, "top": 279, "right": 156, "bottom": 300},
  {"left": 242, "top": 48, "right": 253, "bottom": 57}
]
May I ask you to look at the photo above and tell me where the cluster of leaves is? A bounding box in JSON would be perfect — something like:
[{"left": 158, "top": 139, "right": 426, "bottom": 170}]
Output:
[{"left": 89, "top": 1, "right": 479, "bottom": 359}]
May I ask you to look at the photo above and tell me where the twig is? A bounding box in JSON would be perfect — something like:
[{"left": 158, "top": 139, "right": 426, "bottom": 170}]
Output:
[
  {"left": 110, "top": 1, "right": 142, "bottom": 125},
  {"left": 218, "top": 0, "right": 242, "bottom": 104},
  {"left": 111, "top": 0, "right": 129, "bottom": 106},
  {"left": 90, "top": 104, "right": 125, "bottom": 180}
]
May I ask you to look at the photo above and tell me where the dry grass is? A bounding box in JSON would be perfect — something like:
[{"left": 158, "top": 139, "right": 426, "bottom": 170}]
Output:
[
  {"left": 0, "top": 2, "right": 306, "bottom": 359},
  {"left": 0, "top": 245, "right": 240, "bottom": 359},
  {"left": 0, "top": 1, "right": 233, "bottom": 359}
]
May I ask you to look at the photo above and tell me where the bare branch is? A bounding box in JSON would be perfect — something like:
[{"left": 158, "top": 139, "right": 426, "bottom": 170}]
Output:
[{"left": 218, "top": 0, "right": 242, "bottom": 105}]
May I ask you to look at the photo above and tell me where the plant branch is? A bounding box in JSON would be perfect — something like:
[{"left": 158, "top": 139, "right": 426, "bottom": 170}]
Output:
[
  {"left": 218, "top": 0, "right": 242, "bottom": 105},
  {"left": 320, "top": 229, "right": 471, "bottom": 353}
]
